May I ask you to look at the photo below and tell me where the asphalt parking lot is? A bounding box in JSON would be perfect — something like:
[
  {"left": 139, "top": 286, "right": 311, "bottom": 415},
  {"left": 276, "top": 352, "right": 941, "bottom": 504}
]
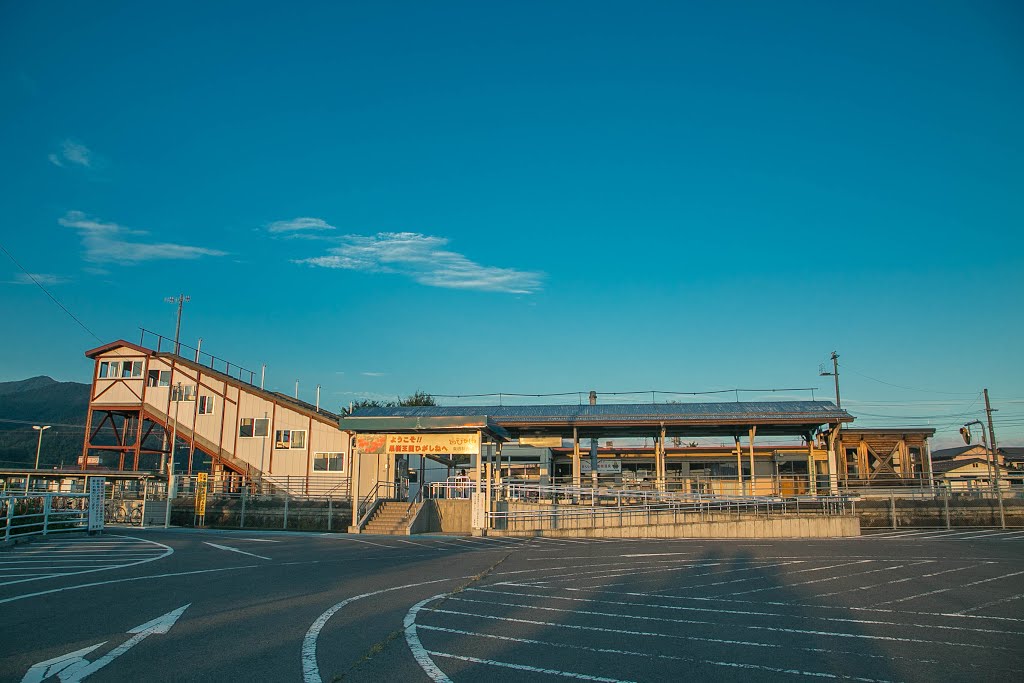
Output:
[{"left": 1, "top": 528, "right": 1022, "bottom": 682}]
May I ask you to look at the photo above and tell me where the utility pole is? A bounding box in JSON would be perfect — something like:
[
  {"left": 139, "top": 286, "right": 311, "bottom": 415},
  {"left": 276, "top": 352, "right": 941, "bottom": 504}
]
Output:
[
  {"left": 819, "top": 351, "right": 841, "bottom": 408},
  {"left": 983, "top": 389, "right": 1006, "bottom": 529},
  {"left": 165, "top": 294, "right": 190, "bottom": 355},
  {"left": 819, "top": 352, "right": 842, "bottom": 494}
]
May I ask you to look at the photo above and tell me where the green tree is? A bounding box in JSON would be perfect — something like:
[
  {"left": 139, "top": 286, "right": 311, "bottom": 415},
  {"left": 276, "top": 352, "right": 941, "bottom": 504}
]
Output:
[
  {"left": 399, "top": 390, "right": 436, "bottom": 406},
  {"left": 342, "top": 391, "right": 436, "bottom": 415}
]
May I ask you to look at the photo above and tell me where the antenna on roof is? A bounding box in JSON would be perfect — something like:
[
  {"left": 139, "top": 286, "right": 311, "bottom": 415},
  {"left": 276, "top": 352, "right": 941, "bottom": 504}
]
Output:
[{"left": 294, "top": 379, "right": 299, "bottom": 399}]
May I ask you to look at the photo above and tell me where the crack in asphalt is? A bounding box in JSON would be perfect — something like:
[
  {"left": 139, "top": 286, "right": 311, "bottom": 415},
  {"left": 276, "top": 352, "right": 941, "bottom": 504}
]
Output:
[{"left": 331, "top": 539, "right": 530, "bottom": 681}]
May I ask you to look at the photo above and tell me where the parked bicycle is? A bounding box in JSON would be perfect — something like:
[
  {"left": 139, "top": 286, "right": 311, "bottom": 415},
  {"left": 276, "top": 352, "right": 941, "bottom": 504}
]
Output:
[{"left": 104, "top": 499, "right": 143, "bottom": 526}]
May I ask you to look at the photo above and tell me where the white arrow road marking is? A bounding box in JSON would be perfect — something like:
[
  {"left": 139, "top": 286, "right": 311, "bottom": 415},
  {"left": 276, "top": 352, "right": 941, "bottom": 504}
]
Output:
[
  {"left": 20, "top": 643, "right": 107, "bottom": 683},
  {"left": 20, "top": 605, "right": 189, "bottom": 682},
  {"left": 203, "top": 542, "right": 271, "bottom": 560}
]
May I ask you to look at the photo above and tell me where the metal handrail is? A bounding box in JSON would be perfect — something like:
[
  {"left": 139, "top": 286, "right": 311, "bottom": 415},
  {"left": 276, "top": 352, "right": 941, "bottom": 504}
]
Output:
[
  {"left": 356, "top": 481, "right": 397, "bottom": 528},
  {"left": 139, "top": 328, "right": 258, "bottom": 385},
  {"left": 2, "top": 493, "right": 92, "bottom": 541}
]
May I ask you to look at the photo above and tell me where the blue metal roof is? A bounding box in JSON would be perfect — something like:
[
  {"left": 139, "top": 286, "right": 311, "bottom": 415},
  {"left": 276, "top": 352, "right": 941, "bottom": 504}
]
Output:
[
  {"left": 349, "top": 401, "right": 848, "bottom": 422},
  {"left": 341, "top": 401, "right": 852, "bottom": 437}
]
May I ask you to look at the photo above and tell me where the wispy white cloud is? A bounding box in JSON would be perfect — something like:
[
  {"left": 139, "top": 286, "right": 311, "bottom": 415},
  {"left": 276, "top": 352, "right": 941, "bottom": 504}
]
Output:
[
  {"left": 8, "top": 273, "right": 68, "bottom": 286},
  {"left": 294, "top": 232, "right": 543, "bottom": 294},
  {"left": 361, "top": 372, "right": 386, "bottom": 377},
  {"left": 59, "top": 211, "right": 227, "bottom": 264},
  {"left": 267, "top": 217, "right": 336, "bottom": 233},
  {"left": 48, "top": 139, "right": 93, "bottom": 168}
]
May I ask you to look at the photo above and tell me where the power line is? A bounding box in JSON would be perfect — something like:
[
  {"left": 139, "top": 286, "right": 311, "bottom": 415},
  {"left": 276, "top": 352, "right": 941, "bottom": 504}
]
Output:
[
  {"left": 0, "top": 241, "right": 102, "bottom": 342},
  {"left": 842, "top": 365, "right": 977, "bottom": 395}
]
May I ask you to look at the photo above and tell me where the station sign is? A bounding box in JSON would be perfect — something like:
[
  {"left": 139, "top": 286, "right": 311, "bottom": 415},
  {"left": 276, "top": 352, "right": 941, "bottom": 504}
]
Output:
[
  {"left": 519, "top": 435, "right": 562, "bottom": 448},
  {"left": 88, "top": 477, "right": 105, "bottom": 531},
  {"left": 581, "top": 459, "right": 622, "bottom": 474},
  {"left": 386, "top": 433, "right": 478, "bottom": 455}
]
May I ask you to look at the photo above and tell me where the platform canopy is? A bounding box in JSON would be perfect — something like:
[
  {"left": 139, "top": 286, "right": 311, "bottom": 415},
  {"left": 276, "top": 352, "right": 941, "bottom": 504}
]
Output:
[
  {"left": 337, "top": 414, "right": 511, "bottom": 441},
  {"left": 340, "top": 401, "right": 853, "bottom": 439}
]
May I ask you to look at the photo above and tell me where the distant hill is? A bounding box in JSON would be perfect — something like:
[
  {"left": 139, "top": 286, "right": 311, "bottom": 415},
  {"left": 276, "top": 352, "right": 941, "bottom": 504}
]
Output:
[{"left": 0, "top": 376, "right": 90, "bottom": 469}]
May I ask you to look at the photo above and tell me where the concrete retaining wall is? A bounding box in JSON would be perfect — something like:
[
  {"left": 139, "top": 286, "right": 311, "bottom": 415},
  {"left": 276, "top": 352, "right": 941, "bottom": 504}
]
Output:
[
  {"left": 414, "top": 499, "right": 857, "bottom": 538},
  {"left": 487, "top": 510, "right": 859, "bottom": 539},
  {"left": 412, "top": 499, "right": 472, "bottom": 534}
]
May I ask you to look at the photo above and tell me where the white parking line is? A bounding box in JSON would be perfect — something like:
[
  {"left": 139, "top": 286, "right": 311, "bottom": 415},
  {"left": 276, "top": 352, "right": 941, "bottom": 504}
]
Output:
[
  {"left": 417, "top": 623, "right": 909, "bottom": 682},
  {"left": 431, "top": 599, "right": 1014, "bottom": 650},
  {"left": 302, "top": 577, "right": 475, "bottom": 683},
  {"left": 870, "top": 569, "right": 1024, "bottom": 606},
  {"left": 428, "top": 650, "right": 636, "bottom": 682},
  {"left": 956, "top": 592, "right": 1024, "bottom": 614},
  {"left": 726, "top": 561, "right": 930, "bottom": 597},
  {"left": 466, "top": 587, "right": 1024, "bottom": 637},
  {"left": 954, "top": 530, "right": 1024, "bottom": 540},
  {"left": 0, "top": 535, "right": 172, "bottom": 587},
  {"left": 0, "top": 564, "right": 259, "bottom": 605}
]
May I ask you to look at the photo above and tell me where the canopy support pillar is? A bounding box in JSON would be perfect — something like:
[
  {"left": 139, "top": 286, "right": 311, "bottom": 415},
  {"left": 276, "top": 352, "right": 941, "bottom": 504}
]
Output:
[{"left": 748, "top": 426, "right": 757, "bottom": 496}]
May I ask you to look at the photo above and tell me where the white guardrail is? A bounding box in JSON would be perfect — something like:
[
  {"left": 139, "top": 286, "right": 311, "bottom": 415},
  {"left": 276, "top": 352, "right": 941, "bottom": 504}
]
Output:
[{"left": 1, "top": 492, "right": 98, "bottom": 542}]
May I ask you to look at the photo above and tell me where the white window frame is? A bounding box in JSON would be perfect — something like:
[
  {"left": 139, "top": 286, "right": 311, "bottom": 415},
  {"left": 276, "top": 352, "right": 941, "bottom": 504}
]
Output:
[
  {"left": 313, "top": 452, "right": 344, "bottom": 472},
  {"left": 98, "top": 361, "right": 120, "bottom": 379},
  {"left": 121, "top": 360, "right": 143, "bottom": 378},
  {"left": 274, "top": 430, "right": 307, "bottom": 449},
  {"left": 198, "top": 395, "right": 215, "bottom": 415},
  {"left": 171, "top": 385, "right": 197, "bottom": 402},
  {"left": 147, "top": 370, "right": 171, "bottom": 387},
  {"left": 240, "top": 417, "right": 269, "bottom": 438}
]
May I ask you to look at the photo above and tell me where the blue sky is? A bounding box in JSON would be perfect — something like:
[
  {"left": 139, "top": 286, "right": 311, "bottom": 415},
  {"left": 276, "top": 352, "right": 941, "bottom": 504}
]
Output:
[{"left": 1, "top": 1, "right": 1022, "bottom": 446}]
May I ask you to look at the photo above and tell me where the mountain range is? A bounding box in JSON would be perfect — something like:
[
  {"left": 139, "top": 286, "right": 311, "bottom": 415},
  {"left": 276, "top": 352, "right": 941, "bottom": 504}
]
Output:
[{"left": 0, "top": 376, "right": 90, "bottom": 469}]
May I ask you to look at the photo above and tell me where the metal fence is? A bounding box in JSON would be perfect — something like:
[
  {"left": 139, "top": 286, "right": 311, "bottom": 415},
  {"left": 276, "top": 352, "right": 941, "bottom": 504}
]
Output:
[
  {"left": 1, "top": 493, "right": 92, "bottom": 541},
  {"left": 167, "top": 474, "right": 350, "bottom": 501},
  {"left": 427, "top": 479, "right": 854, "bottom": 531}
]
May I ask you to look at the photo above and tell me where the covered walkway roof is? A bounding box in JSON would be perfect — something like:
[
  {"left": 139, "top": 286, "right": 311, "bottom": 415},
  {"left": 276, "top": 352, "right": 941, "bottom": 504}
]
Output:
[{"left": 339, "top": 401, "right": 853, "bottom": 438}]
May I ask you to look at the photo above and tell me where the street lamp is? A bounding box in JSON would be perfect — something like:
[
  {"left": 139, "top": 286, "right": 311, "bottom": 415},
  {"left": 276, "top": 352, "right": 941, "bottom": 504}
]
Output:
[
  {"left": 961, "top": 420, "right": 992, "bottom": 483},
  {"left": 32, "top": 425, "right": 51, "bottom": 469},
  {"left": 25, "top": 425, "right": 51, "bottom": 494}
]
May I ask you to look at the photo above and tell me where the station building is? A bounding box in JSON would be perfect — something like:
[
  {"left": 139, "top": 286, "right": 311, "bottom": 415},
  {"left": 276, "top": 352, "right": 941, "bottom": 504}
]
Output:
[{"left": 65, "top": 336, "right": 942, "bottom": 502}]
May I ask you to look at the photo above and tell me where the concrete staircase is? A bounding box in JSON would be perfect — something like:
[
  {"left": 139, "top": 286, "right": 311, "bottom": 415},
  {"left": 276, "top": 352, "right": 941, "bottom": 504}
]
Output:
[{"left": 362, "top": 501, "right": 419, "bottom": 535}]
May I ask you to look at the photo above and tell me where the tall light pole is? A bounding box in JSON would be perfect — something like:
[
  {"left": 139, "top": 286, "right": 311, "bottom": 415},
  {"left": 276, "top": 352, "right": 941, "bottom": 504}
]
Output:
[
  {"left": 26, "top": 425, "right": 51, "bottom": 494},
  {"left": 32, "top": 425, "right": 51, "bottom": 469},
  {"left": 164, "top": 382, "right": 182, "bottom": 529},
  {"left": 165, "top": 294, "right": 190, "bottom": 355}
]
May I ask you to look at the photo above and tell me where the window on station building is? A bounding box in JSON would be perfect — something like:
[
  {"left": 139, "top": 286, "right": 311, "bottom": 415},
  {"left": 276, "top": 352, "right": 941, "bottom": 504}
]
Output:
[
  {"left": 99, "top": 360, "right": 144, "bottom": 378},
  {"left": 198, "top": 396, "right": 215, "bottom": 415},
  {"left": 171, "top": 385, "right": 197, "bottom": 402},
  {"left": 275, "top": 430, "right": 306, "bottom": 449},
  {"left": 147, "top": 370, "right": 171, "bottom": 387},
  {"left": 313, "top": 452, "right": 344, "bottom": 471},
  {"left": 239, "top": 418, "right": 269, "bottom": 438}
]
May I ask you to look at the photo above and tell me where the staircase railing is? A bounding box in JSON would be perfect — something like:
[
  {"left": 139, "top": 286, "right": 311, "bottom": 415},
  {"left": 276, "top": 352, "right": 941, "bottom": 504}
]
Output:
[{"left": 356, "top": 481, "right": 397, "bottom": 528}]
